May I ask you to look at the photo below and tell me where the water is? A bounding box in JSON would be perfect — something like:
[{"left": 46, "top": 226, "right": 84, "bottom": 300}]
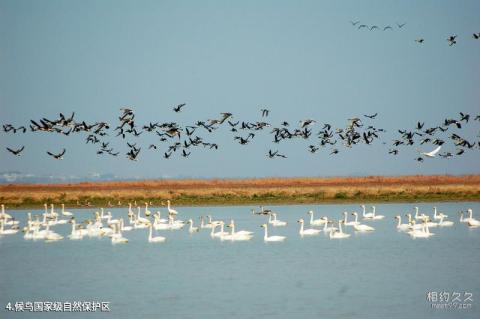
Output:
[{"left": 1, "top": 202, "right": 479, "bottom": 319}]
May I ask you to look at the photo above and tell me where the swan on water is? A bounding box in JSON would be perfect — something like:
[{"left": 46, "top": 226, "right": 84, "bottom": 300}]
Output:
[
  {"left": 261, "top": 224, "right": 286, "bottom": 242},
  {"left": 307, "top": 210, "right": 327, "bottom": 226},
  {"left": 269, "top": 213, "right": 287, "bottom": 226},
  {"left": 394, "top": 215, "right": 411, "bottom": 231},
  {"left": 61, "top": 204, "right": 73, "bottom": 217},
  {"left": 187, "top": 219, "right": 199, "bottom": 233},
  {"left": 166, "top": 200, "right": 178, "bottom": 215},
  {"left": 210, "top": 221, "right": 229, "bottom": 238},
  {"left": 361, "top": 205, "right": 374, "bottom": 219},
  {"left": 343, "top": 212, "right": 359, "bottom": 226},
  {"left": 148, "top": 224, "right": 166, "bottom": 243},
  {"left": 350, "top": 213, "right": 375, "bottom": 231},
  {"left": 329, "top": 221, "right": 351, "bottom": 239},
  {"left": 297, "top": 218, "right": 321, "bottom": 236},
  {"left": 437, "top": 215, "right": 454, "bottom": 227}
]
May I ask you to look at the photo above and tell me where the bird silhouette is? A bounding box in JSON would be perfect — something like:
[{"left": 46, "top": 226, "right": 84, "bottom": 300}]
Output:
[
  {"left": 47, "top": 148, "right": 66, "bottom": 160},
  {"left": 6, "top": 146, "right": 25, "bottom": 156}
]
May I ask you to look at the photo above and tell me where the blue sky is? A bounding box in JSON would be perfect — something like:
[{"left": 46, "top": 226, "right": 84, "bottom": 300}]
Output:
[{"left": 0, "top": 0, "right": 479, "bottom": 179}]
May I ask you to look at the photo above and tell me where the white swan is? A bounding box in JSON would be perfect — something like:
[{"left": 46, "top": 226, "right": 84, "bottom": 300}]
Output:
[
  {"left": 120, "top": 218, "right": 133, "bottom": 231},
  {"left": 408, "top": 221, "right": 434, "bottom": 238},
  {"left": 329, "top": 221, "right": 351, "bottom": 239},
  {"left": 221, "top": 221, "right": 253, "bottom": 241},
  {"left": 414, "top": 207, "right": 428, "bottom": 221},
  {"left": 144, "top": 202, "right": 152, "bottom": 217},
  {"left": 148, "top": 224, "right": 166, "bottom": 243},
  {"left": 136, "top": 207, "right": 151, "bottom": 225},
  {"left": 100, "top": 208, "right": 109, "bottom": 220},
  {"left": 49, "top": 204, "right": 59, "bottom": 218},
  {"left": 154, "top": 211, "right": 168, "bottom": 223},
  {"left": 210, "top": 221, "right": 229, "bottom": 238},
  {"left": 270, "top": 213, "right": 287, "bottom": 227},
  {"left": 464, "top": 210, "right": 480, "bottom": 227},
  {"left": 23, "top": 223, "right": 34, "bottom": 239},
  {"left": 61, "top": 204, "right": 73, "bottom": 217},
  {"left": 166, "top": 200, "right": 178, "bottom": 215},
  {"left": 44, "top": 224, "right": 63, "bottom": 241},
  {"left": 106, "top": 212, "right": 120, "bottom": 225},
  {"left": 67, "top": 219, "right": 84, "bottom": 240},
  {"left": 361, "top": 205, "right": 374, "bottom": 219},
  {"left": 0, "top": 204, "right": 12, "bottom": 219},
  {"left": 419, "top": 145, "right": 441, "bottom": 157},
  {"left": 394, "top": 215, "right": 411, "bottom": 231},
  {"left": 321, "top": 217, "right": 337, "bottom": 233},
  {"left": 298, "top": 218, "right": 321, "bottom": 236},
  {"left": 261, "top": 224, "right": 286, "bottom": 242},
  {"left": 0, "top": 220, "right": 18, "bottom": 235},
  {"left": 437, "top": 215, "right": 454, "bottom": 227},
  {"left": 200, "top": 215, "right": 214, "bottom": 229},
  {"left": 187, "top": 219, "right": 199, "bottom": 233},
  {"left": 207, "top": 215, "right": 221, "bottom": 227},
  {"left": 371, "top": 206, "right": 384, "bottom": 220},
  {"left": 307, "top": 210, "right": 327, "bottom": 226},
  {"left": 433, "top": 207, "right": 447, "bottom": 221},
  {"left": 128, "top": 203, "right": 135, "bottom": 218},
  {"left": 343, "top": 212, "right": 359, "bottom": 226},
  {"left": 405, "top": 213, "right": 424, "bottom": 230},
  {"left": 227, "top": 220, "right": 253, "bottom": 236},
  {"left": 350, "top": 213, "right": 375, "bottom": 231},
  {"left": 111, "top": 224, "right": 128, "bottom": 244}
]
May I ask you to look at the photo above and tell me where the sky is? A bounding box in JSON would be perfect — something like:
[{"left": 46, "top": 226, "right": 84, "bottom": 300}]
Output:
[{"left": 0, "top": 0, "right": 479, "bottom": 180}]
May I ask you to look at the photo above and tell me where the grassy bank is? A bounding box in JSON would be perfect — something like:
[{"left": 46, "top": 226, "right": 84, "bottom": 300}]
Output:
[{"left": 1, "top": 175, "right": 480, "bottom": 209}]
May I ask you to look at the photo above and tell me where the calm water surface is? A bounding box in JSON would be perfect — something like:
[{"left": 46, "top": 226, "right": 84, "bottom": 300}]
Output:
[{"left": 1, "top": 202, "right": 479, "bottom": 319}]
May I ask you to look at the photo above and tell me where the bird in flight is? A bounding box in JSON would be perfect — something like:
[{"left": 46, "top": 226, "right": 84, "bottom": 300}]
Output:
[
  {"left": 350, "top": 20, "right": 360, "bottom": 26},
  {"left": 388, "top": 149, "right": 399, "bottom": 155},
  {"left": 6, "top": 146, "right": 25, "bottom": 156},
  {"left": 358, "top": 24, "right": 367, "bottom": 30},
  {"left": 47, "top": 148, "right": 66, "bottom": 160},
  {"left": 415, "top": 38, "right": 424, "bottom": 44},
  {"left": 267, "top": 150, "right": 287, "bottom": 158},
  {"left": 383, "top": 26, "right": 392, "bottom": 31},
  {"left": 397, "top": 22, "right": 406, "bottom": 28},
  {"left": 369, "top": 25, "right": 379, "bottom": 31},
  {"left": 418, "top": 146, "right": 442, "bottom": 158},
  {"left": 173, "top": 103, "right": 186, "bottom": 112},
  {"left": 447, "top": 35, "right": 457, "bottom": 46},
  {"left": 364, "top": 113, "right": 378, "bottom": 119},
  {"left": 473, "top": 33, "right": 480, "bottom": 39},
  {"left": 260, "top": 109, "right": 269, "bottom": 117}
]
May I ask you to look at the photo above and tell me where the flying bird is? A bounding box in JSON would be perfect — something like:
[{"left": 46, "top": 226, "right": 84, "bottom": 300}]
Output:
[
  {"left": 418, "top": 146, "right": 441, "bottom": 158},
  {"left": 6, "top": 146, "right": 25, "bottom": 156},
  {"left": 173, "top": 103, "right": 186, "bottom": 112},
  {"left": 350, "top": 20, "right": 360, "bottom": 26},
  {"left": 383, "top": 26, "right": 392, "bottom": 31},
  {"left": 397, "top": 22, "right": 406, "bottom": 28},
  {"left": 415, "top": 38, "right": 424, "bottom": 44},
  {"left": 364, "top": 113, "right": 378, "bottom": 119},
  {"left": 447, "top": 35, "right": 457, "bottom": 46},
  {"left": 47, "top": 148, "right": 66, "bottom": 160}
]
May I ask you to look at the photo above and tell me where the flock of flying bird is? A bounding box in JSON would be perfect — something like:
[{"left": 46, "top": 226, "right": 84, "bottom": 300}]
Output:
[
  {"left": 349, "top": 20, "right": 480, "bottom": 46},
  {"left": 0, "top": 202, "right": 479, "bottom": 243},
  {"left": 3, "top": 106, "right": 480, "bottom": 162}
]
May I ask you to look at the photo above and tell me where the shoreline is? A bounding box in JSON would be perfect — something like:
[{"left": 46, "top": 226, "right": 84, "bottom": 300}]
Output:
[{"left": 1, "top": 175, "right": 479, "bottom": 209}]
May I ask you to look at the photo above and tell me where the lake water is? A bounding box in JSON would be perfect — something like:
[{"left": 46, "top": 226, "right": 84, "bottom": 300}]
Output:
[{"left": 1, "top": 202, "right": 479, "bottom": 319}]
